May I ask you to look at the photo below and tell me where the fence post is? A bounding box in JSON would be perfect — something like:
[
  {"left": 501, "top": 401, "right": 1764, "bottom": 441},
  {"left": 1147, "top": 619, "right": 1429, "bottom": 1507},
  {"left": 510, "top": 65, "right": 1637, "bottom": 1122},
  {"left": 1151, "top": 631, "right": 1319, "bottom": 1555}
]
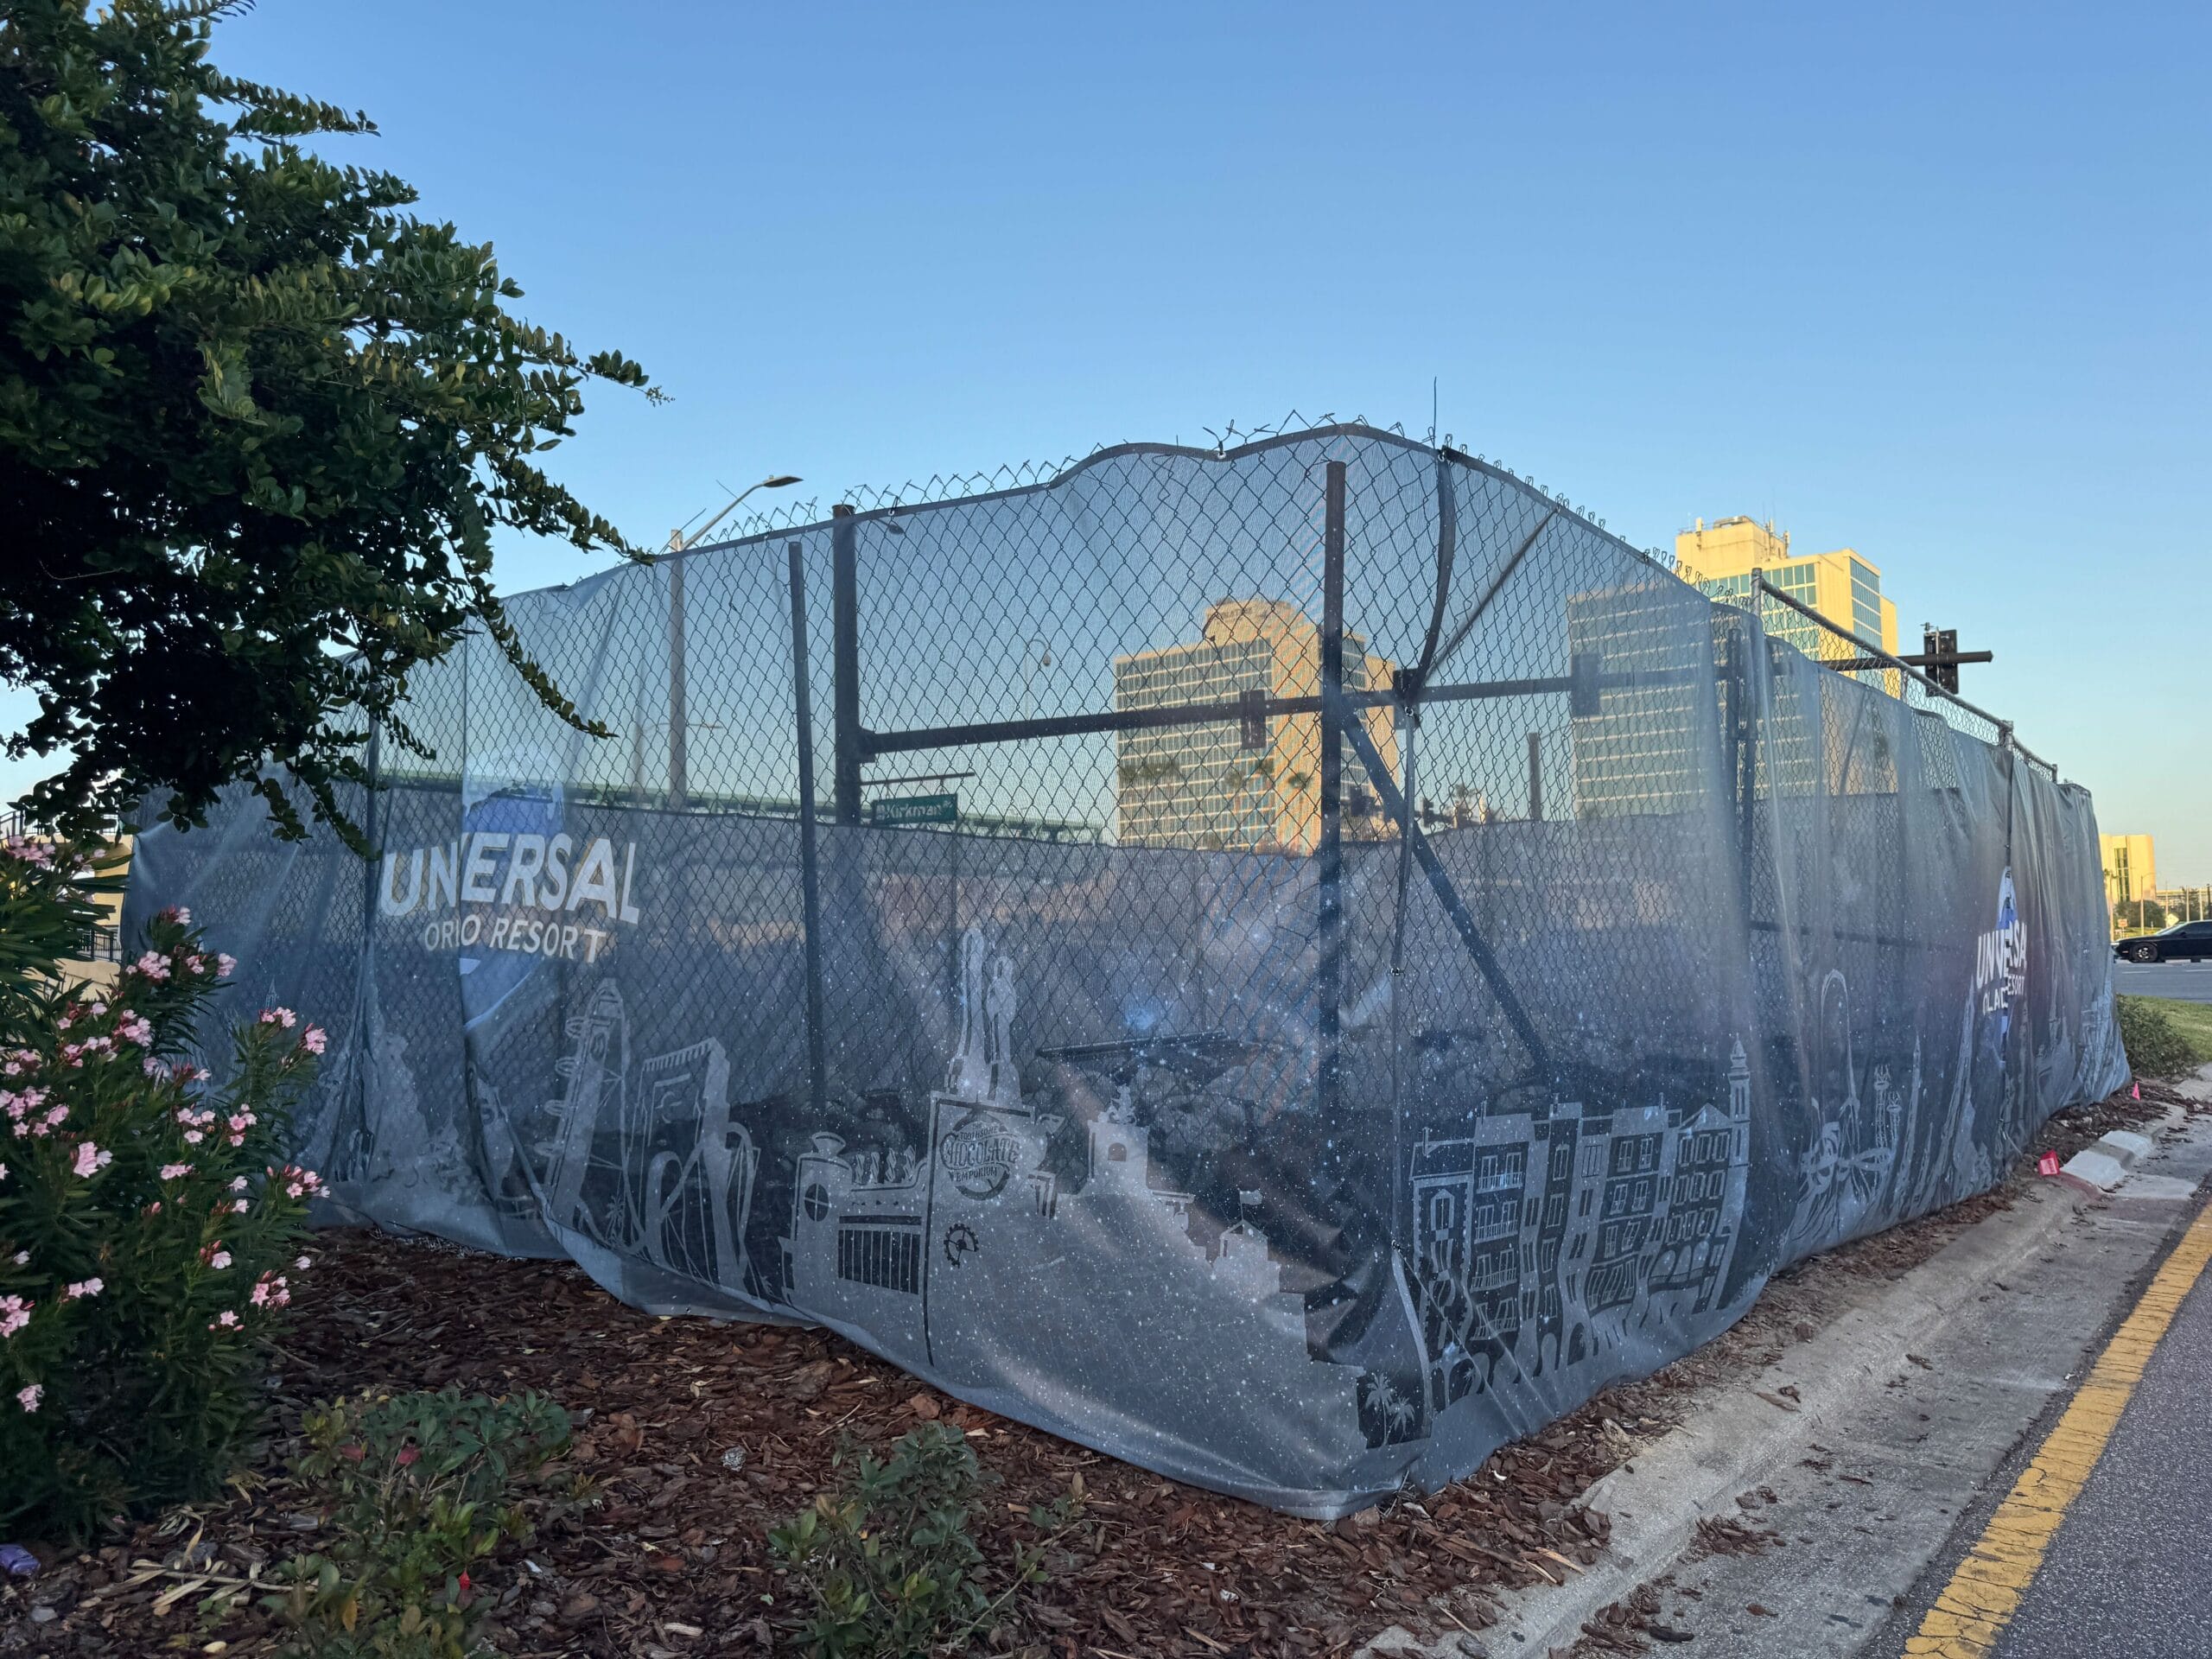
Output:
[
  {"left": 1527, "top": 731, "right": 1543, "bottom": 822},
  {"left": 831, "top": 505, "right": 863, "bottom": 825},
  {"left": 668, "top": 556, "right": 689, "bottom": 809},
  {"left": 346, "top": 721, "right": 385, "bottom": 1186},
  {"left": 1316, "top": 461, "right": 1346, "bottom": 1125},
  {"left": 1732, "top": 623, "right": 1758, "bottom": 909},
  {"left": 357, "top": 722, "right": 384, "bottom": 924},
  {"left": 787, "top": 543, "right": 829, "bottom": 1117}
]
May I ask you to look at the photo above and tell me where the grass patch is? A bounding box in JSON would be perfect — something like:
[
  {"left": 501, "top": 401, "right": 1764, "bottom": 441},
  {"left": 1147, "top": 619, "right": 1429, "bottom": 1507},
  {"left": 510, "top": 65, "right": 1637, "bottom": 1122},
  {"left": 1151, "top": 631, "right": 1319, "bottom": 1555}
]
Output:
[{"left": 2116, "top": 995, "right": 2212, "bottom": 1081}]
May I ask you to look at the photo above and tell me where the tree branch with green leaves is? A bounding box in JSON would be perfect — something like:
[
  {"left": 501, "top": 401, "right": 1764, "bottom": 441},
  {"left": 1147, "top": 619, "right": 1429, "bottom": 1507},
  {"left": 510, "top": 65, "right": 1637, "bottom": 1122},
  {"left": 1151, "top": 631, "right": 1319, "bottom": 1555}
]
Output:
[{"left": 0, "top": 0, "right": 659, "bottom": 849}]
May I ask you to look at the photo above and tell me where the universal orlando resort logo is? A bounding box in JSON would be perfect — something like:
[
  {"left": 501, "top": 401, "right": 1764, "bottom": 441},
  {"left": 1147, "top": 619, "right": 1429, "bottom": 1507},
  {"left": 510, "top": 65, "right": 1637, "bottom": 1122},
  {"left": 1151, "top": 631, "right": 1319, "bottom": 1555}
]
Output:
[
  {"left": 1974, "top": 868, "right": 2026, "bottom": 1024},
  {"left": 378, "top": 832, "right": 643, "bottom": 965}
]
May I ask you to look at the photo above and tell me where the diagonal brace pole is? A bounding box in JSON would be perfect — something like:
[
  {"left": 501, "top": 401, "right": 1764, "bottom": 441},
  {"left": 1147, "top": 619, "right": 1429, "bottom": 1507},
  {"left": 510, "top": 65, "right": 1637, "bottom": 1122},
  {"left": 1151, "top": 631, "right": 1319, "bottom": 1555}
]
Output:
[{"left": 1336, "top": 696, "right": 1549, "bottom": 1077}]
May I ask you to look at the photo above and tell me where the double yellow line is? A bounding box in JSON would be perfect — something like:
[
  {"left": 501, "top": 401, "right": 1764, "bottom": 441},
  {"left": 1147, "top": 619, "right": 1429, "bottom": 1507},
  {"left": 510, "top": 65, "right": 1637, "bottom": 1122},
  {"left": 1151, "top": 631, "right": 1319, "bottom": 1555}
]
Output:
[{"left": 1906, "top": 1201, "right": 2212, "bottom": 1656}]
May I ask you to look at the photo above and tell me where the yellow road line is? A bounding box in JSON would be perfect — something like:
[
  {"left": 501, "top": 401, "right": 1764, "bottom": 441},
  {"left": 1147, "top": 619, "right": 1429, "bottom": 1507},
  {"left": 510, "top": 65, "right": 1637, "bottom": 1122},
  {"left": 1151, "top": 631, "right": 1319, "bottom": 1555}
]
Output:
[{"left": 1904, "top": 1200, "right": 2212, "bottom": 1657}]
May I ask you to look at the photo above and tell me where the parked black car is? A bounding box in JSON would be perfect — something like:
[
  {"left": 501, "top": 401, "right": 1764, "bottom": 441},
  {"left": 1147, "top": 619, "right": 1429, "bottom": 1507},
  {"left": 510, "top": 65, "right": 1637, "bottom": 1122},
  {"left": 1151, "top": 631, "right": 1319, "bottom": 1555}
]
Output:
[{"left": 2115, "top": 920, "right": 2212, "bottom": 963}]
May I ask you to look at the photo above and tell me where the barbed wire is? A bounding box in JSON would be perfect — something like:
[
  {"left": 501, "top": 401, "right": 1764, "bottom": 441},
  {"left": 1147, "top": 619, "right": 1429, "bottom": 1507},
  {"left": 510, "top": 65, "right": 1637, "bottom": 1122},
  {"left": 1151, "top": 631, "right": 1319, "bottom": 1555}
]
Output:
[{"left": 691, "top": 410, "right": 1644, "bottom": 563}]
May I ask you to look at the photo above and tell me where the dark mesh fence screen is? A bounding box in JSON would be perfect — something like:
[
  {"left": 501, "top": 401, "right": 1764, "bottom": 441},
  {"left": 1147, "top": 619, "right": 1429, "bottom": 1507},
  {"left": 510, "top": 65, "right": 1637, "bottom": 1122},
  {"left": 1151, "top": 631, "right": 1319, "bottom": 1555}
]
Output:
[{"left": 126, "top": 425, "right": 2126, "bottom": 1516}]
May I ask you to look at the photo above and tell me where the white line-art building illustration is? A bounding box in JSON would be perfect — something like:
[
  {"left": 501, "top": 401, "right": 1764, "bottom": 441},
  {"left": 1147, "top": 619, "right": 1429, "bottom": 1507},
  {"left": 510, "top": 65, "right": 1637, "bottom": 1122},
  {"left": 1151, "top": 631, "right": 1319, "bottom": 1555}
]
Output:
[
  {"left": 1408, "top": 1034, "right": 1753, "bottom": 1413},
  {"left": 534, "top": 981, "right": 759, "bottom": 1289}
]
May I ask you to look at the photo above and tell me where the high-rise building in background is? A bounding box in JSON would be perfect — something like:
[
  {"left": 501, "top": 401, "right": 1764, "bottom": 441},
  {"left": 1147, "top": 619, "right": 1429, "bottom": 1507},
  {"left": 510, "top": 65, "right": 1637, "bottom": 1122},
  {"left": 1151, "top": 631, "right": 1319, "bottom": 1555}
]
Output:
[
  {"left": 1565, "top": 578, "right": 1721, "bottom": 820},
  {"left": 1675, "top": 517, "right": 1901, "bottom": 691},
  {"left": 2101, "top": 833, "right": 2157, "bottom": 911},
  {"left": 1113, "top": 599, "right": 1397, "bottom": 851}
]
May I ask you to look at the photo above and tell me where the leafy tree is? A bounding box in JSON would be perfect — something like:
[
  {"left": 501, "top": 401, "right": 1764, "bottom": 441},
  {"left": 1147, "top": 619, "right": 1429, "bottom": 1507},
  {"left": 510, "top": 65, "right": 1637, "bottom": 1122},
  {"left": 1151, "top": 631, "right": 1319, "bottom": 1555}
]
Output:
[
  {"left": 0, "top": 0, "right": 657, "bottom": 847},
  {"left": 2115, "top": 899, "right": 2170, "bottom": 935}
]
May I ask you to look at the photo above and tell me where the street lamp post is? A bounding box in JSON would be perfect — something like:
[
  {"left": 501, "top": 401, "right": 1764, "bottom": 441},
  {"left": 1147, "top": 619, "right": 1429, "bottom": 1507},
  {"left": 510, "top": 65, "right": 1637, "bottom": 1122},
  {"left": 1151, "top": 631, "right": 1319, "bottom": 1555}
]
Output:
[
  {"left": 1019, "top": 635, "right": 1054, "bottom": 723},
  {"left": 664, "top": 474, "right": 801, "bottom": 807}
]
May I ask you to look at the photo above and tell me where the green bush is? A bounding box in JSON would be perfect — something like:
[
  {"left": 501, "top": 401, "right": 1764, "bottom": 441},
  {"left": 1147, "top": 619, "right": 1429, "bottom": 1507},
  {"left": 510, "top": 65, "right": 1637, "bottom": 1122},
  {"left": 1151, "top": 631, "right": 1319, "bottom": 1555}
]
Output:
[
  {"left": 2117, "top": 995, "right": 2212, "bottom": 1082},
  {"left": 0, "top": 837, "right": 324, "bottom": 1539},
  {"left": 767, "top": 1422, "right": 1084, "bottom": 1659},
  {"left": 263, "top": 1388, "right": 576, "bottom": 1659}
]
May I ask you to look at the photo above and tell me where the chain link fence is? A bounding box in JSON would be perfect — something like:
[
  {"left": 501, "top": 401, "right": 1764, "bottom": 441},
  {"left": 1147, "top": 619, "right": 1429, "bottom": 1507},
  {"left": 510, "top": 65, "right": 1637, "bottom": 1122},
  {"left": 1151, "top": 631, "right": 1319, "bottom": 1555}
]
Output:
[{"left": 128, "top": 423, "right": 2126, "bottom": 1516}]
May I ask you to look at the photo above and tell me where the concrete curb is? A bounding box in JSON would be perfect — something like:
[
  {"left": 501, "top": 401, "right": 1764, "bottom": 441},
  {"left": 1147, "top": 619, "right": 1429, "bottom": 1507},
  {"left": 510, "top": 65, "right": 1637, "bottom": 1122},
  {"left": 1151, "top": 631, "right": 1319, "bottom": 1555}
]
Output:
[
  {"left": 1358, "top": 1100, "right": 2212, "bottom": 1659},
  {"left": 2056, "top": 1128, "right": 2156, "bottom": 1196}
]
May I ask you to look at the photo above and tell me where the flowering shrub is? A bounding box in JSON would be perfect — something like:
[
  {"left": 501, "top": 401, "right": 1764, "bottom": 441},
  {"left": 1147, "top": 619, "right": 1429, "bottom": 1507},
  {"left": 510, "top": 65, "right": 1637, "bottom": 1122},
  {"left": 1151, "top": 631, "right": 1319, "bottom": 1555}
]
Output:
[
  {"left": 0, "top": 837, "right": 324, "bottom": 1539},
  {"left": 264, "top": 1389, "right": 577, "bottom": 1659},
  {"left": 767, "top": 1424, "right": 1087, "bottom": 1659}
]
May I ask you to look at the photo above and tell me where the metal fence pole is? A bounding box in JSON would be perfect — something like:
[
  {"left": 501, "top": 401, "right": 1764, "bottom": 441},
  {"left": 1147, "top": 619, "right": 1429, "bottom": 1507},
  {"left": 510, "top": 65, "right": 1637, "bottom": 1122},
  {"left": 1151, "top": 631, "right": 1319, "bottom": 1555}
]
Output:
[
  {"left": 668, "top": 557, "right": 689, "bottom": 809},
  {"left": 787, "top": 542, "right": 829, "bottom": 1117},
  {"left": 831, "top": 505, "right": 863, "bottom": 825},
  {"left": 357, "top": 722, "right": 384, "bottom": 924},
  {"left": 1732, "top": 624, "right": 1758, "bottom": 912},
  {"left": 1527, "top": 731, "right": 1543, "bottom": 822},
  {"left": 1316, "top": 460, "right": 1346, "bottom": 1124},
  {"left": 351, "top": 722, "right": 384, "bottom": 1179}
]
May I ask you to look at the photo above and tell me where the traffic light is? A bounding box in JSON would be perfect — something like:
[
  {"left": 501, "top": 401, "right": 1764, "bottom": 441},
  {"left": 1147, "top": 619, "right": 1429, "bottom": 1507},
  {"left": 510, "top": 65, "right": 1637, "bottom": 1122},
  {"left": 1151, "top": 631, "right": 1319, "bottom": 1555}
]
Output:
[{"left": 1923, "top": 626, "right": 1961, "bottom": 694}]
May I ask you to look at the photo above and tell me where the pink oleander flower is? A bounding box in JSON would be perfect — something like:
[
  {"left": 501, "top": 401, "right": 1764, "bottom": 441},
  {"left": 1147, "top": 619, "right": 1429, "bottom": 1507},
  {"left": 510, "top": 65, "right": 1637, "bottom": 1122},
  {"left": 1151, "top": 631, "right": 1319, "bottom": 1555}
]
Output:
[
  {"left": 61, "top": 1278, "right": 102, "bottom": 1300},
  {"left": 132, "top": 951, "right": 171, "bottom": 982},
  {"left": 1, "top": 1296, "right": 31, "bottom": 1338},
  {"left": 0, "top": 1160, "right": 7, "bottom": 1184},
  {"left": 188, "top": 953, "right": 209, "bottom": 975},
  {"left": 160, "top": 1163, "right": 193, "bottom": 1180},
  {"left": 302, "top": 1026, "right": 327, "bottom": 1056},
  {"left": 118, "top": 1014, "right": 154, "bottom": 1046},
  {"left": 296, "top": 1256, "right": 312, "bottom": 1271},
  {"left": 10, "top": 1251, "right": 26, "bottom": 1265},
  {"left": 230, "top": 1176, "right": 248, "bottom": 1192},
  {"left": 182, "top": 1129, "right": 204, "bottom": 1145},
  {"left": 16, "top": 1383, "right": 41, "bottom": 1412},
  {"left": 87, "top": 1001, "right": 106, "bottom": 1017},
  {"left": 217, "top": 954, "right": 236, "bottom": 979},
  {"left": 258, "top": 1007, "right": 298, "bottom": 1030},
  {"left": 210, "top": 1310, "right": 238, "bottom": 1330},
  {"left": 173, "top": 906, "right": 192, "bottom": 925},
  {"left": 144, "top": 1200, "right": 161, "bottom": 1215},
  {"left": 72, "top": 1141, "right": 111, "bottom": 1179},
  {"left": 232, "top": 1198, "right": 249, "bottom": 1213},
  {"left": 274, "top": 1164, "right": 326, "bottom": 1201}
]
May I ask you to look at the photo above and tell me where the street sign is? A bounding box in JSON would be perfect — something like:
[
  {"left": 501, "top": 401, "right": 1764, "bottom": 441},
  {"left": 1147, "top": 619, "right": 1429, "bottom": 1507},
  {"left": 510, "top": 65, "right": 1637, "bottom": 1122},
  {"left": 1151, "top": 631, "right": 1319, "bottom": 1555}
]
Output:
[{"left": 871, "top": 791, "right": 958, "bottom": 827}]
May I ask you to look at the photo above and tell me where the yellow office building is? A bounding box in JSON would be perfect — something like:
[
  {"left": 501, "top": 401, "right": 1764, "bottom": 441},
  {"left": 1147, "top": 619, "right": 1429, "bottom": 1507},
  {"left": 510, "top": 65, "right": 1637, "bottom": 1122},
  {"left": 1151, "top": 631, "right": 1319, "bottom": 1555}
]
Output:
[
  {"left": 1675, "top": 517, "right": 1900, "bottom": 689},
  {"left": 1114, "top": 599, "right": 1397, "bottom": 852},
  {"left": 2101, "top": 833, "right": 2157, "bottom": 910}
]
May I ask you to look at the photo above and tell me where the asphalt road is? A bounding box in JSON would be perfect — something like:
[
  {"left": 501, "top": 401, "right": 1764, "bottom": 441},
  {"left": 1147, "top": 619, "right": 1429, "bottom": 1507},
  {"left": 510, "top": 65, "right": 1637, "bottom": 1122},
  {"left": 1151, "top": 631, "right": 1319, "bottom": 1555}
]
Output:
[
  {"left": 2113, "top": 959, "right": 2212, "bottom": 1004},
  {"left": 1992, "top": 1212, "right": 2212, "bottom": 1658}
]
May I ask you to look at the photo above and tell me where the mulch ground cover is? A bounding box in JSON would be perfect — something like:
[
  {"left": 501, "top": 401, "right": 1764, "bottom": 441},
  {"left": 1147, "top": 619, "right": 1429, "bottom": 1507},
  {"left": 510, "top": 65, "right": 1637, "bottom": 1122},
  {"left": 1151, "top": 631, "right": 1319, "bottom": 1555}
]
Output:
[{"left": 2, "top": 1079, "right": 2195, "bottom": 1659}]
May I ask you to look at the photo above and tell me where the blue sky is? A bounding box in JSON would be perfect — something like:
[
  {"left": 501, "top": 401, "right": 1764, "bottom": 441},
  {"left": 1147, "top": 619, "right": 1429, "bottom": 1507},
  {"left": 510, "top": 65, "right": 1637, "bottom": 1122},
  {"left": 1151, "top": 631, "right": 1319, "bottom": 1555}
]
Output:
[{"left": 8, "top": 1, "right": 2207, "bottom": 880}]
